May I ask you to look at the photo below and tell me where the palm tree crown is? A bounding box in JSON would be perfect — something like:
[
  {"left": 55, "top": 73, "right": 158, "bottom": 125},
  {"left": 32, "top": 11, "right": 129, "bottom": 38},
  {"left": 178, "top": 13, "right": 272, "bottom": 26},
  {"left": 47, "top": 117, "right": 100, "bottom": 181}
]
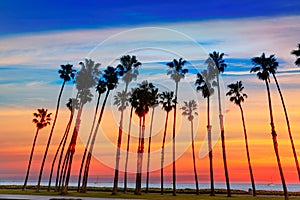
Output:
[
  {"left": 114, "top": 90, "right": 131, "bottom": 111},
  {"left": 130, "top": 81, "right": 156, "bottom": 117},
  {"left": 195, "top": 64, "right": 216, "bottom": 98},
  {"left": 291, "top": 43, "right": 300, "bottom": 66},
  {"left": 32, "top": 108, "right": 52, "bottom": 129},
  {"left": 250, "top": 53, "right": 278, "bottom": 81},
  {"left": 226, "top": 81, "right": 248, "bottom": 106},
  {"left": 166, "top": 58, "right": 188, "bottom": 83},
  {"left": 159, "top": 91, "right": 176, "bottom": 112},
  {"left": 58, "top": 64, "right": 76, "bottom": 82},
  {"left": 209, "top": 51, "right": 227, "bottom": 73},
  {"left": 181, "top": 100, "right": 198, "bottom": 121},
  {"left": 118, "top": 55, "right": 142, "bottom": 85}
]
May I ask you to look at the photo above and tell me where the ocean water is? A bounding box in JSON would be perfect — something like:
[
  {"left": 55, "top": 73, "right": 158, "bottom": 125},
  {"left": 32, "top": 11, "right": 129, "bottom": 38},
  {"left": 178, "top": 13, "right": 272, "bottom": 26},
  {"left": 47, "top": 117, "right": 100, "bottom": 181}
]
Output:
[{"left": 1, "top": 180, "right": 299, "bottom": 192}]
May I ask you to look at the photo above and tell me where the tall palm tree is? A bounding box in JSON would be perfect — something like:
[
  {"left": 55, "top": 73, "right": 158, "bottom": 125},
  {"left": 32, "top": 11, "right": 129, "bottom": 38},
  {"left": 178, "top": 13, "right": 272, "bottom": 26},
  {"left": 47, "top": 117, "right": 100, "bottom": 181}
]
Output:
[
  {"left": 159, "top": 91, "right": 175, "bottom": 195},
  {"left": 195, "top": 61, "right": 217, "bottom": 196},
  {"left": 131, "top": 81, "right": 156, "bottom": 195},
  {"left": 47, "top": 98, "right": 78, "bottom": 191},
  {"left": 113, "top": 55, "right": 141, "bottom": 195},
  {"left": 81, "top": 65, "right": 124, "bottom": 193},
  {"left": 181, "top": 100, "right": 199, "bottom": 195},
  {"left": 166, "top": 58, "right": 188, "bottom": 196},
  {"left": 145, "top": 87, "right": 159, "bottom": 193},
  {"left": 269, "top": 54, "right": 300, "bottom": 180},
  {"left": 36, "top": 64, "right": 76, "bottom": 192},
  {"left": 55, "top": 98, "right": 79, "bottom": 191},
  {"left": 23, "top": 108, "right": 52, "bottom": 190},
  {"left": 226, "top": 81, "right": 256, "bottom": 196},
  {"left": 62, "top": 59, "right": 101, "bottom": 192},
  {"left": 209, "top": 51, "right": 231, "bottom": 197},
  {"left": 124, "top": 89, "right": 135, "bottom": 193},
  {"left": 251, "top": 53, "right": 288, "bottom": 200},
  {"left": 77, "top": 80, "right": 106, "bottom": 192},
  {"left": 291, "top": 43, "right": 300, "bottom": 67}
]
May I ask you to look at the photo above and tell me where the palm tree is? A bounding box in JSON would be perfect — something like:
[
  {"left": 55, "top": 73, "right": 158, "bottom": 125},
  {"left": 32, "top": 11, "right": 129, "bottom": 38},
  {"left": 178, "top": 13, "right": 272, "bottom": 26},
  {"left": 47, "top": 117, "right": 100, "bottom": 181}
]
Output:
[
  {"left": 23, "top": 108, "right": 52, "bottom": 191},
  {"left": 145, "top": 87, "right": 159, "bottom": 193},
  {"left": 113, "top": 55, "right": 141, "bottom": 195},
  {"left": 226, "top": 81, "right": 256, "bottom": 196},
  {"left": 269, "top": 54, "right": 300, "bottom": 181},
  {"left": 36, "top": 64, "right": 76, "bottom": 192},
  {"left": 209, "top": 51, "right": 231, "bottom": 197},
  {"left": 62, "top": 59, "right": 101, "bottom": 192},
  {"left": 291, "top": 43, "right": 300, "bottom": 67},
  {"left": 54, "top": 98, "right": 79, "bottom": 191},
  {"left": 131, "top": 81, "right": 156, "bottom": 195},
  {"left": 77, "top": 80, "right": 106, "bottom": 192},
  {"left": 81, "top": 65, "right": 123, "bottom": 193},
  {"left": 47, "top": 98, "right": 78, "bottom": 191},
  {"left": 159, "top": 91, "right": 175, "bottom": 194},
  {"left": 124, "top": 89, "right": 135, "bottom": 193},
  {"left": 166, "top": 58, "right": 188, "bottom": 196},
  {"left": 181, "top": 100, "right": 199, "bottom": 195},
  {"left": 251, "top": 53, "right": 289, "bottom": 200},
  {"left": 195, "top": 61, "right": 217, "bottom": 196}
]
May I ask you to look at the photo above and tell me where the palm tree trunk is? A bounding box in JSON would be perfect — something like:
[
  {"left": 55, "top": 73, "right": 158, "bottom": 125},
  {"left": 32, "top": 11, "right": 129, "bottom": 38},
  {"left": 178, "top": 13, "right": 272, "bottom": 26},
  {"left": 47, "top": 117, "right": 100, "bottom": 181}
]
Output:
[
  {"left": 81, "top": 90, "right": 110, "bottom": 192},
  {"left": 172, "top": 82, "right": 178, "bottom": 196},
  {"left": 239, "top": 104, "right": 256, "bottom": 196},
  {"left": 190, "top": 120, "right": 199, "bottom": 195},
  {"left": 55, "top": 113, "right": 73, "bottom": 191},
  {"left": 272, "top": 73, "right": 300, "bottom": 180},
  {"left": 22, "top": 128, "right": 39, "bottom": 191},
  {"left": 47, "top": 112, "right": 72, "bottom": 191},
  {"left": 77, "top": 94, "right": 101, "bottom": 192},
  {"left": 124, "top": 106, "right": 133, "bottom": 193},
  {"left": 265, "top": 80, "right": 288, "bottom": 200},
  {"left": 58, "top": 149, "right": 70, "bottom": 190},
  {"left": 216, "top": 75, "right": 231, "bottom": 197},
  {"left": 146, "top": 107, "right": 155, "bottom": 193},
  {"left": 37, "top": 81, "right": 66, "bottom": 192},
  {"left": 135, "top": 117, "right": 142, "bottom": 195},
  {"left": 161, "top": 111, "right": 169, "bottom": 195},
  {"left": 207, "top": 96, "right": 214, "bottom": 196},
  {"left": 113, "top": 84, "right": 129, "bottom": 195}
]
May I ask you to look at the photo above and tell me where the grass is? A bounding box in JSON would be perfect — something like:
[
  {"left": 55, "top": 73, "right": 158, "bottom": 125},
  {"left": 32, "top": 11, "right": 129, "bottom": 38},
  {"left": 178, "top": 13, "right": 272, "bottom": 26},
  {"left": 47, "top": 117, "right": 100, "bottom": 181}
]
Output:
[{"left": 0, "top": 185, "right": 300, "bottom": 199}]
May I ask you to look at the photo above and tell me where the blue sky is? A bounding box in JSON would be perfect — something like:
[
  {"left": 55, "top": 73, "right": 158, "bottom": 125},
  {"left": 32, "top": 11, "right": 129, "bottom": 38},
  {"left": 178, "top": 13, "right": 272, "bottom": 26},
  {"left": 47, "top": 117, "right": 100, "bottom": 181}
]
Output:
[
  {"left": 1, "top": 0, "right": 300, "bottom": 35},
  {"left": 0, "top": 0, "right": 299, "bottom": 109}
]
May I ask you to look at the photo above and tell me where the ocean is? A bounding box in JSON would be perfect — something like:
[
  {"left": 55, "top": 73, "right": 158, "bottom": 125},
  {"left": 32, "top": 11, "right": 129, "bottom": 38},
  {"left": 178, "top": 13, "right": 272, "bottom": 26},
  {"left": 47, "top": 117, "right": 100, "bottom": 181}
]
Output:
[{"left": 1, "top": 180, "right": 299, "bottom": 192}]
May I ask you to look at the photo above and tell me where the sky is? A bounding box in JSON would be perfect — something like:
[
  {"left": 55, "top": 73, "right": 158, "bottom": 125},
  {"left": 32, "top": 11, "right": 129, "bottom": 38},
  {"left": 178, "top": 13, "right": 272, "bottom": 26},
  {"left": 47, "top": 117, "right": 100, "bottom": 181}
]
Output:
[{"left": 0, "top": 0, "right": 300, "bottom": 188}]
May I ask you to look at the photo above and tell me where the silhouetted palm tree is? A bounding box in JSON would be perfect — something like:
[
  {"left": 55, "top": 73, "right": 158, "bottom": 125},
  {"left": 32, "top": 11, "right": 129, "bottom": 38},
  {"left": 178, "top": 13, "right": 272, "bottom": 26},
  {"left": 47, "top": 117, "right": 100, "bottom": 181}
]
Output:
[
  {"left": 62, "top": 59, "right": 101, "bottom": 192},
  {"left": 131, "top": 81, "right": 156, "bottom": 195},
  {"left": 77, "top": 80, "right": 106, "bottom": 192},
  {"left": 195, "top": 61, "right": 216, "bottom": 196},
  {"left": 269, "top": 54, "right": 300, "bottom": 180},
  {"left": 48, "top": 98, "right": 78, "bottom": 191},
  {"left": 251, "top": 53, "right": 288, "bottom": 200},
  {"left": 54, "top": 98, "right": 79, "bottom": 191},
  {"left": 145, "top": 87, "right": 159, "bottom": 193},
  {"left": 36, "top": 64, "right": 76, "bottom": 192},
  {"left": 81, "top": 65, "right": 123, "bottom": 193},
  {"left": 159, "top": 91, "right": 175, "bottom": 194},
  {"left": 181, "top": 100, "right": 199, "bottom": 195},
  {"left": 209, "top": 51, "right": 231, "bottom": 197},
  {"left": 226, "top": 81, "right": 256, "bottom": 196},
  {"left": 124, "top": 89, "right": 135, "bottom": 193},
  {"left": 113, "top": 55, "right": 141, "bottom": 195},
  {"left": 23, "top": 108, "right": 52, "bottom": 191},
  {"left": 166, "top": 58, "right": 188, "bottom": 196},
  {"left": 291, "top": 43, "right": 300, "bottom": 67}
]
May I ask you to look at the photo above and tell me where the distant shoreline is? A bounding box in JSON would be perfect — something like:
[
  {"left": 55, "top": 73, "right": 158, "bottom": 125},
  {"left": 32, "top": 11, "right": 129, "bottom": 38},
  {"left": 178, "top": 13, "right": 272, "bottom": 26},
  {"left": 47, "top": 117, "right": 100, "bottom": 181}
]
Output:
[{"left": 1, "top": 184, "right": 300, "bottom": 196}]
